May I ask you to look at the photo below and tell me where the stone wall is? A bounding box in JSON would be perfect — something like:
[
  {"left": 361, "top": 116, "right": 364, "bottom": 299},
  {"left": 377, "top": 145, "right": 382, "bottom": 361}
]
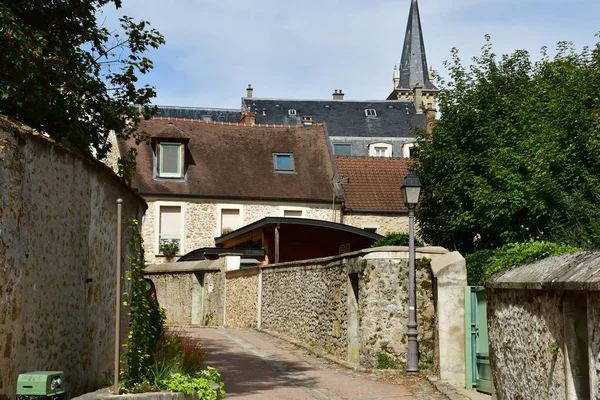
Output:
[
  {"left": 225, "top": 269, "right": 259, "bottom": 328},
  {"left": 0, "top": 117, "right": 146, "bottom": 398},
  {"left": 487, "top": 289, "right": 567, "bottom": 398},
  {"left": 343, "top": 213, "right": 409, "bottom": 235},
  {"left": 357, "top": 253, "right": 435, "bottom": 368},
  {"left": 260, "top": 247, "right": 448, "bottom": 368},
  {"left": 261, "top": 258, "right": 350, "bottom": 358},
  {"left": 150, "top": 273, "right": 196, "bottom": 325},
  {"left": 486, "top": 252, "right": 600, "bottom": 399},
  {"left": 143, "top": 199, "right": 337, "bottom": 264}
]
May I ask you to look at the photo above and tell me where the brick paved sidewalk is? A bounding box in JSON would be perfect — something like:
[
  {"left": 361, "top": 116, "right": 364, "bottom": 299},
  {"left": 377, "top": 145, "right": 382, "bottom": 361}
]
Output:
[{"left": 181, "top": 327, "right": 447, "bottom": 400}]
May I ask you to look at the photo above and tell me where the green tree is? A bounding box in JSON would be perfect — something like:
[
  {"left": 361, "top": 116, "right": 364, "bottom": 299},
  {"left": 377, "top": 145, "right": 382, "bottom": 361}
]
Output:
[
  {"left": 0, "top": 1, "right": 165, "bottom": 159},
  {"left": 415, "top": 35, "right": 600, "bottom": 254}
]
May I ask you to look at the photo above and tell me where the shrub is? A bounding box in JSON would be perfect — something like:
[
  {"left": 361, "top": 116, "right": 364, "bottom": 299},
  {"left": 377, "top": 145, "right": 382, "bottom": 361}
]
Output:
[
  {"left": 372, "top": 232, "right": 424, "bottom": 247},
  {"left": 162, "top": 368, "right": 225, "bottom": 399},
  {"left": 153, "top": 331, "right": 207, "bottom": 375},
  {"left": 466, "top": 240, "right": 581, "bottom": 285}
]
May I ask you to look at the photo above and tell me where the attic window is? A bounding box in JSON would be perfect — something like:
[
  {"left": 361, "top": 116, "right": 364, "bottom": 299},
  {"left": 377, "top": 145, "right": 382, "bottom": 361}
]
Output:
[
  {"left": 158, "top": 142, "right": 184, "bottom": 178},
  {"left": 365, "top": 109, "right": 377, "bottom": 117},
  {"left": 288, "top": 109, "right": 297, "bottom": 116},
  {"left": 273, "top": 153, "right": 295, "bottom": 173}
]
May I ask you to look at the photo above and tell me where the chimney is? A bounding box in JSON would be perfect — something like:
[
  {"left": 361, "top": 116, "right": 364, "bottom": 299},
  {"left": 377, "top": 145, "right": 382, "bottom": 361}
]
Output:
[
  {"left": 239, "top": 111, "right": 256, "bottom": 126},
  {"left": 413, "top": 83, "right": 423, "bottom": 114},
  {"left": 332, "top": 89, "right": 345, "bottom": 101},
  {"left": 246, "top": 84, "right": 253, "bottom": 98}
]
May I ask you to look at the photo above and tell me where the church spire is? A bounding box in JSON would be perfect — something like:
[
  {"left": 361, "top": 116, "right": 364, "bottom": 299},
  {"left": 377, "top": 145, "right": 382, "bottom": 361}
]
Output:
[
  {"left": 387, "top": 0, "right": 437, "bottom": 108},
  {"left": 398, "top": 0, "right": 435, "bottom": 90}
]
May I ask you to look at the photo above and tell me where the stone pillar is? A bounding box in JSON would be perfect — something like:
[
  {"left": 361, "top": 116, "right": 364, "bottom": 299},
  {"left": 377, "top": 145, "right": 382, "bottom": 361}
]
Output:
[{"left": 431, "top": 251, "right": 467, "bottom": 387}]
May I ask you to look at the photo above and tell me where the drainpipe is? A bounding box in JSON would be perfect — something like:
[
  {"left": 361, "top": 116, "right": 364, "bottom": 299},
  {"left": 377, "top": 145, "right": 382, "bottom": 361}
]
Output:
[{"left": 114, "top": 198, "right": 123, "bottom": 395}]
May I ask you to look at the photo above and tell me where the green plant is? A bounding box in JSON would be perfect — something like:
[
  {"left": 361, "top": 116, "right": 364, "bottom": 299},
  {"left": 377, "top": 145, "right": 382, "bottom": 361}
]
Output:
[
  {"left": 0, "top": 2, "right": 165, "bottom": 159},
  {"left": 117, "top": 148, "right": 138, "bottom": 186},
  {"left": 221, "top": 227, "right": 234, "bottom": 235},
  {"left": 377, "top": 352, "right": 398, "bottom": 369},
  {"left": 153, "top": 331, "right": 207, "bottom": 375},
  {"left": 121, "top": 219, "right": 167, "bottom": 388},
  {"left": 148, "top": 359, "right": 173, "bottom": 388},
  {"left": 465, "top": 240, "right": 581, "bottom": 285},
  {"left": 415, "top": 35, "right": 600, "bottom": 254},
  {"left": 159, "top": 239, "right": 179, "bottom": 258},
  {"left": 162, "top": 368, "right": 225, "bottom": 399},
  {"left": 372, "top": 232, "right": 424, "bottom": 248},
  {"left": 548, "top": 342, "right": 560, "bottom": 356}
]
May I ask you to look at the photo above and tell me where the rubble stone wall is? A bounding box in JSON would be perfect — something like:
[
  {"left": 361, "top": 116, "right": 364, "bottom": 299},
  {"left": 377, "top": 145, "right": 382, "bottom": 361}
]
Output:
[
  {"left": 0, "top": 117, "right": 146, "bottom": 398},
  {"left": 225, "top": 269, "right": 259, "bottom": 328}
]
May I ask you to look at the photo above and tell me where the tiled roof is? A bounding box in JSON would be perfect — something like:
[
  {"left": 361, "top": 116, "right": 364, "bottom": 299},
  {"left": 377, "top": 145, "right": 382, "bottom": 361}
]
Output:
[
  {"left": 121, "top": 119, "right": 335, "bottom": 203},
  {"left": 335, "top": 157, "right": 415, "bottom": 212},
  {"left": 155, "top": 106, "right": 241, "bottom": 123},
  {"left": 241, "top": 98, "right": 425, "bottom": 138}
]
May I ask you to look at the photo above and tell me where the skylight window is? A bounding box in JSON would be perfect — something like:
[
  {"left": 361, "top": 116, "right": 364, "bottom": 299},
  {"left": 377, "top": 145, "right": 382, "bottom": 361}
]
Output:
[
  {"left": 273, "top": 153, "right": 295, "bottom": 173},
  {"left": 365, "top": 109, "right": 377, "bottom": 117}
]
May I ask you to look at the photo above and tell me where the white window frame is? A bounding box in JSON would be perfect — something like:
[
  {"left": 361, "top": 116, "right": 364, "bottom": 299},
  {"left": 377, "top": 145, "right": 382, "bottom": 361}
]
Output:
[
  {"left": 402, "top": 142, "right": 415, "bottom": 158},
  {"left": 368, "top": 143, "right": 392, "bottom": 157},
  {"left": 288, "top": 109, "right": 297, "bottom": 116},
  {"left": 364, "top": 109, "right": 377, "bottom": 117},
  {"left": 216, "top": 204, "right": 244, "bottom": 237},
  {"left": 154, "top": 201, "right": 186, "bottom": 255},
  {"left": 158, "top": 141, "right": 184, "bottom": 178},
  {"left": 280, "top": 206, "right": 305, "bottom": 218}
]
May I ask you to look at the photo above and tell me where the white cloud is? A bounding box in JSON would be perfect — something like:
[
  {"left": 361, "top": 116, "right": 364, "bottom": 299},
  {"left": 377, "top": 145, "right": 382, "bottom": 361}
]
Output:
[{"left": 98, "top": 0, "right": 600, "bottom": 108}]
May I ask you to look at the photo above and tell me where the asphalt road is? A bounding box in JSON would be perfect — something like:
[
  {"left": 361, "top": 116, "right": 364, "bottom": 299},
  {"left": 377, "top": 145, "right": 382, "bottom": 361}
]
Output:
[{"left": 180, "top": 327, "right": 447, "bottom": 400}]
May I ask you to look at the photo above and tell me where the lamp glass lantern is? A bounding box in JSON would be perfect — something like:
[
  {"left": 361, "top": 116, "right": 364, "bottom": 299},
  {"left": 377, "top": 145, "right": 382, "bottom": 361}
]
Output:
[{"left": 402, "top": 169, "right": 422, "bottom": 208}]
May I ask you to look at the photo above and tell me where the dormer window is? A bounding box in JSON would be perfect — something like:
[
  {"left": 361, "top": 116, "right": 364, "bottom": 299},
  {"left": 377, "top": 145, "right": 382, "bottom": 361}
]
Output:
[
  {"left": 273, "top": 153, "right": 295, "bottom": 173},
  {"left": 158, "top": 142, "right": 184, "bottom": 178},
  {"left": 365, "top": 109, "right": 377, "bottom": 117},
  {"left": 368, "top": 142, "right": 392, "bottom": 158},
  {"left": 288, "top": 109, "right": 297, "bottom": 116}
]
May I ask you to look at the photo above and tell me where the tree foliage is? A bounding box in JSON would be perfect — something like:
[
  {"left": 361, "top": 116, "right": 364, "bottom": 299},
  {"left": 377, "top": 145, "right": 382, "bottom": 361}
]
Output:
[
  {"left": 0, "top": 1, "right": 165, "bottom": 159},
  {"left": 465, "top": 240, "right": 581, "bottom": 286},
  {"left": 415, "top": 35, "right": 600, "bottom": 254},
  {"left": 371, "top": 232, "right": 424, "bottom": 247}
]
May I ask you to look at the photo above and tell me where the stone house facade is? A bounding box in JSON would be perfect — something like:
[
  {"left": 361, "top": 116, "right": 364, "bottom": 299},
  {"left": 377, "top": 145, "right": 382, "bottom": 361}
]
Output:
[{"left": 118, "top": 119, "right": 341, "bottom": 263}]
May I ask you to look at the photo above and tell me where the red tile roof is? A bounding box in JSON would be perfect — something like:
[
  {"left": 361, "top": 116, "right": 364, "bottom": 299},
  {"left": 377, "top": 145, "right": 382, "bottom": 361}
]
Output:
[
  {"left": 120, "top": 119, "right": 335, "bottom": 203},
  {"left": 335, "top": 157, "right": 415, "bottom": 212}
]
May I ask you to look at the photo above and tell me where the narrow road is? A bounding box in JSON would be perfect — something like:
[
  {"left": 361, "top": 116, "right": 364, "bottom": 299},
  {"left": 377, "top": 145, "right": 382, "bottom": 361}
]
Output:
[{"left": 180, "top": 327, "right": 446, "bottom": 400}]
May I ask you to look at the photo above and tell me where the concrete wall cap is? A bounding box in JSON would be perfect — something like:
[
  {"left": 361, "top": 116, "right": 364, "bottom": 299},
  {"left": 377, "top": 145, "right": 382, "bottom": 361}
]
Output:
[
  {"left": 486, "top": 250, "right": 600, "bottom": 291},
  {"left": 145, "top": 260, "right": 220, "bottom": 274},
  {"left": 430, "top": 251, "right": 466, "bottom": 277}
]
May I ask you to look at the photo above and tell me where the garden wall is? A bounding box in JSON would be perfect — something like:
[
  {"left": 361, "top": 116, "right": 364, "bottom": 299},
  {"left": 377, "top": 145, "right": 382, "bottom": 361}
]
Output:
[{"left": 0, "top": 116, "right": 146, "bottom": 398}]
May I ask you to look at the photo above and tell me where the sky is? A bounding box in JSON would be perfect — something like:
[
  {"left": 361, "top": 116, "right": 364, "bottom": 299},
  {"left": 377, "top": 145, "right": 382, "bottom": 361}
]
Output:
[{"left": 99, "top": 0, "right": 600, "bottom": 109}]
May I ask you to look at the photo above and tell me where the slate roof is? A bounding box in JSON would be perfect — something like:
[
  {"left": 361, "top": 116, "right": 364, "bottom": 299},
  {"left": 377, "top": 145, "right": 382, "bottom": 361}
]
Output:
[
  {"left": 155, "top": 106, "right": 241, "bottom": 123},
  {"left": 335, "top": 157, "right": 415, "bottom": 212},
  {"left": 241, "top": 98, "right": 425, "bottom": 138},
  {"left": 398, "top": 0, "right": 437, "bottom": 91},
  {"left": 120, "top": 119, "right": 335, "bottom": 203}
]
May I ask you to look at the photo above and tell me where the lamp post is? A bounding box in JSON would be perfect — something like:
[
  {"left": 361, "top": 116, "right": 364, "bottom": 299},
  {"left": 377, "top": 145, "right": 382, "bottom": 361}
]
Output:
[{"left": 401, "top": 169, "right": 422, "bottom": 373}]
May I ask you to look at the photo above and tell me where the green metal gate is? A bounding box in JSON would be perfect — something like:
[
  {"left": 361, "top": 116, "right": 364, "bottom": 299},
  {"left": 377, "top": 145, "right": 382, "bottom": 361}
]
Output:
[{"left": 465, "top": 286, "right": 492, "bottom": 394}]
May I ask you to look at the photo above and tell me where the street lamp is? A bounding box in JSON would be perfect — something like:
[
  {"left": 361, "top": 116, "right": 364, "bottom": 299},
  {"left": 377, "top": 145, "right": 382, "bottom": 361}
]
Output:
[{"left": 401, "top": 169, "right": 422, "bottom": 373}]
